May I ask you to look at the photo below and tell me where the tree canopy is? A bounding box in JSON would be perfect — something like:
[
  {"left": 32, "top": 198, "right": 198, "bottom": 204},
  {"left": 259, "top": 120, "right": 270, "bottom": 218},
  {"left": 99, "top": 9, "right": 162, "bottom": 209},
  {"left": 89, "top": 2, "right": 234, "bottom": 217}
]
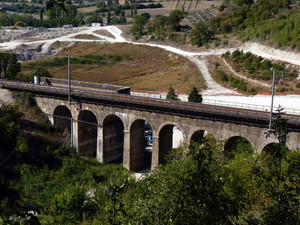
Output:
[
  {"left": 188, "top": 87, "right": 203, "bottom": 103},
  {"left": 0, "top": 52, "right": 21, "bottom": 80},
  {"left": 190, "top": 22, "right": 214, "bottom": 47},
  {"left": 166, "top": 84, "right": 178, "bottom": 100}
]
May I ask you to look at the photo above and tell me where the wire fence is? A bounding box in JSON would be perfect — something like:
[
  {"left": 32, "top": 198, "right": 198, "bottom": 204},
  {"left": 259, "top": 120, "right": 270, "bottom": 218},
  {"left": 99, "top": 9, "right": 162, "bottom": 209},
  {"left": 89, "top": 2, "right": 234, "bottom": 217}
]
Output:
[{"left": 131, "top": 91, "right": 300, "bottom": 116}]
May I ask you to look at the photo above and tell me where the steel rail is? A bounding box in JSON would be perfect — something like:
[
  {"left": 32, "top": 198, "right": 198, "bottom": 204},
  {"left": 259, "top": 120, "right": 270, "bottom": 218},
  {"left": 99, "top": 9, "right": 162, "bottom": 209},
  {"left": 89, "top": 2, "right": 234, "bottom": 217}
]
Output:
[{"left": 1, "top": 80, "right": 300, "bottom": 128}]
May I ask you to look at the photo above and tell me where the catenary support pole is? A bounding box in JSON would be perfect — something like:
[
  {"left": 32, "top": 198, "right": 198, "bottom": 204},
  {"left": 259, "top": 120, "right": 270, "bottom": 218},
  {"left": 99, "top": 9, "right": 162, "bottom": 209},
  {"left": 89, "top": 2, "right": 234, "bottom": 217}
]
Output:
[
  {"left": 71, "top": 117, "right": 74, "bottom": 152},
  {"left": 268, "top": 69, "right": 276, "bottom": 133},
  {"left": 68, "top": 55, "right": 71, "bottom": 106}
]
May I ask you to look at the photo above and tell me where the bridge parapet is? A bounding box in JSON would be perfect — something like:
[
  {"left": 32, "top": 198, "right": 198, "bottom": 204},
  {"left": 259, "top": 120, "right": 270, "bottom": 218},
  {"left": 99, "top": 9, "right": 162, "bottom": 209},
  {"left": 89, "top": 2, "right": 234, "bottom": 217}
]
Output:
[
  {"left": 40, "top": 77, "right": 130, "bottom": 94},
  {"left": 1, "top": 79, "right": 300, "bottom": 171}
]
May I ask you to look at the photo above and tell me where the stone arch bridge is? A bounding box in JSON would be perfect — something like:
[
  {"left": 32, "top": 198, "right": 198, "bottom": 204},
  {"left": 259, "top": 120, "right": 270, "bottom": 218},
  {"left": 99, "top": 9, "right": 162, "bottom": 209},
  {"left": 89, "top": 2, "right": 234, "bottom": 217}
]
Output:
[{"left": 2, "top": 80, "right": 300, "bottom": 171}]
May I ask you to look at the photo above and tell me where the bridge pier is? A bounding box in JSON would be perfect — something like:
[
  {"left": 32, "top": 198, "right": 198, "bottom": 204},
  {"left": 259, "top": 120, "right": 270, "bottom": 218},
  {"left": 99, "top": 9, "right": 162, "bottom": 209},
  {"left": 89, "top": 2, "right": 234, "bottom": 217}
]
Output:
[
  {"left": 72, "top": 120, "right": 78, "bottom": 153},
  {"left": 96, "top": 126, "right": 104, "bottom": 162},
  {"left": 123, "top": 130, "right": 130, "bottom": 170},
  {"left": 151, "top": 136, "right": 159, "bottom": 170}
]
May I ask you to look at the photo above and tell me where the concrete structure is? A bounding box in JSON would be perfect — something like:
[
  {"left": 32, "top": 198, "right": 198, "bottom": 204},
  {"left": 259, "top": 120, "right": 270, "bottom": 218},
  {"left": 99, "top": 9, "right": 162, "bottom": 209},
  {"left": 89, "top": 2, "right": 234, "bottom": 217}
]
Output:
[
  {"left": 2, "top": 80, "right": 300, "bottom": 171},
  {"left": 34, "top": 97, "right": 300, "bottom": 171},
  {"left": 40, "top": 77, "right": 130, "bottom": 94},
  {"left": 91, "top": 23, "right": 101, "bottom": 27}
]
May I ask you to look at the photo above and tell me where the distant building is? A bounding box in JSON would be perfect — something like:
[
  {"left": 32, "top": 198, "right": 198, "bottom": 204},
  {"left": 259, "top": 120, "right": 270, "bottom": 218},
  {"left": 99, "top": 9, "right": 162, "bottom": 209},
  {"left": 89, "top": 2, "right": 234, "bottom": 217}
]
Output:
[
  {"left": 63, "top": 24, "right": 73, "bottom": 29},
  {"left": 91, "top": 23, "right": 101, "bottom": 27}
]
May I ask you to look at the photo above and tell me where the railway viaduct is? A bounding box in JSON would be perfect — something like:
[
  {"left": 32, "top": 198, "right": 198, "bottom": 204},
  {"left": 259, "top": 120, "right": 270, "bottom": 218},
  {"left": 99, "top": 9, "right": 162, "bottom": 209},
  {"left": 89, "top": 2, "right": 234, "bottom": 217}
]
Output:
[{"left": 1, "top": 79, "right": 300, "bottom": 171}]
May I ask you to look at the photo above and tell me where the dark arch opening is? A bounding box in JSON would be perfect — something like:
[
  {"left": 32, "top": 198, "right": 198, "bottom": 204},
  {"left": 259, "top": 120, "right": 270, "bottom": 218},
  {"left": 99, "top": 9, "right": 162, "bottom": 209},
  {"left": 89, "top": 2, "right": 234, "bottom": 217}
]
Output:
[
  {"left": 262, "top": 143, "right": 289, "bottom": 157},
  {"left": 53, "top": 105, "right": 72, "bottom": 132},
  {"left": 78, "top": 110, "right": 97, "bottom": 157},
  {"left": 159, "top": 125, "right": 183, "bottom": 165},
  {"left": 224, "top": 136, "right": 253, "bottom": 158},
  {"left": 130, "top": 120, "right": 152, "bottom": 172},
  {"left": 191, "top": 130, "right": 206, "bottom": 144},
  {"left": 103, "top": 115, "right": 124, "bottom": 163}
]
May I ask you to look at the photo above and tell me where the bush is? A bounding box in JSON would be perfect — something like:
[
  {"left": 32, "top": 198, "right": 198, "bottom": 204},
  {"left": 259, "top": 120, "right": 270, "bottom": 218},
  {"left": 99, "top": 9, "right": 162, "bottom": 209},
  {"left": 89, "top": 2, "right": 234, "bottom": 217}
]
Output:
[
  {"left": 276, "top": 87, "right": 287, "bottom": 92},
  {"left": 218, "top": 71, "right": 229, "bottom": 82},
  {"left": 222, "top": 51, "right": 231, "bottom": 58},
  {"left": 248, "top": 87, "right": 257, "bottom": 93}
]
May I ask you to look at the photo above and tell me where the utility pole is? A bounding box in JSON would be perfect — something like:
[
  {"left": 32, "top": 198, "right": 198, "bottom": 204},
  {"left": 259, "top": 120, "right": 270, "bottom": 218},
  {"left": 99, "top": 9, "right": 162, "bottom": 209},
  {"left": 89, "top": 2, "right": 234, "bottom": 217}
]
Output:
[
  {"left": 71, "top": 117, "right": 74, "bottom": 152},
  {"left": 268, "top": 69, "right": 276, "bottom": 135},
  {"left": 68, "top": 55, "right": 71, "bottom": 106},
  {"left": 68, "top": 55, "right": 73, "bottom": 152},
  {"left": 1, "top": 60, "right": 3, "bottom": 79}
]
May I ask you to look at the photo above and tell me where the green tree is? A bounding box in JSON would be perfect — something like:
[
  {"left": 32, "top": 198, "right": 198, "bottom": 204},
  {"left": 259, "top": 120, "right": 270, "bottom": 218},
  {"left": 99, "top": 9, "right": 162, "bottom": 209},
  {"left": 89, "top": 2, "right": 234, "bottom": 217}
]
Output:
[
  {"left": 134, "top": 4, "right": 137, "bottom": 16},
  {"left": 166, "top": 10, "right": 183, "bottom": 31},
  {"left": 188, "top": 87, "right": 203, "bottom": 103},
  {"left": 76, "top": 12, "right": 85, "bottom": 25},
  {"left": 166, "top": 84, "right": 178, "bottom": 100},
  {"left": 0, "top": 52, "right": 21, "bottom": 80},
  {"left": 39, "top": 8, "right": 44, "bottom": 22},
  {"left": 235, "top": 0, "right": 254, "bottom": 6},
  {"left": 107, "top": 11, "right": 111, "bottom": 25},
  {"left": 46, "top": 0, "right": 67, "bottom": 11},
  {"left": 130, "top": 15, "right": 147, "bottom": 39},
  {"left": 119, "top": 11, "right": 127, "bottom": 24},
  {"left": 190, "top": 22, "right": 214, "bottom": 47},
  {"left": 130, "top": 4, "right": 133, "bottom": 17},
  {"left": 261, "top": 106, "right": 299, "bottom": 224},
  {"left": 86, "top": 15, "right": 103, "bottom": 25},
  {"left": 128, "top": 144, "right": 235, "bottom": 224},
  {"left": 33, "top": 66, "right": 52, "bottom": 78}
]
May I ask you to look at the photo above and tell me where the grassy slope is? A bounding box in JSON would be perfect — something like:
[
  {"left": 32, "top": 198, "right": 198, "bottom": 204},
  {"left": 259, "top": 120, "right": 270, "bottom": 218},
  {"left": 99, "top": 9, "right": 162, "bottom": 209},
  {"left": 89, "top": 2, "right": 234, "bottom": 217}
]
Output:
[{"left": 22, "top": 42, "right": 205, "bottom": 93}]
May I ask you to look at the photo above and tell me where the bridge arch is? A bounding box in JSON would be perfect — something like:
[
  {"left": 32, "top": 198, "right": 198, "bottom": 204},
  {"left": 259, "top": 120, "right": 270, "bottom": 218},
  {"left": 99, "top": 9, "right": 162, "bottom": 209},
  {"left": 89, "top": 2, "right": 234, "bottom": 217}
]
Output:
[
  {"left": 157, "top": 122, "right": 185, "bottom": 165},
  {"left": 262, "top": 142, "right": 287, "bottom": 153},
  {"left": 78, "top": 110, "right": 98, "bottom": 156},
  {"left": 128, "top": 119, "right": 153, "bottom": 171},
  {"left": 103, "top": 114, "right": 124, "bottom": 163},
  {"left": 224, "top": 136, "right": 253, "bottom": 156},
  {"left": 187, "top": 126, "right": 215, "bottom": 144},
  {"left": 53, "top": 105, "right": 72, "bottom": 132}
]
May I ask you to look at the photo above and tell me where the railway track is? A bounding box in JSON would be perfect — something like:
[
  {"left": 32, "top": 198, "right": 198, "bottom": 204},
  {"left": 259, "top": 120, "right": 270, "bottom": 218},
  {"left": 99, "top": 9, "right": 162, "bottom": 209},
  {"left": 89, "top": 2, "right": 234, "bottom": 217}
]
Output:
[{"left": 1, "top": 80, "right": 300, "bottom": 130}]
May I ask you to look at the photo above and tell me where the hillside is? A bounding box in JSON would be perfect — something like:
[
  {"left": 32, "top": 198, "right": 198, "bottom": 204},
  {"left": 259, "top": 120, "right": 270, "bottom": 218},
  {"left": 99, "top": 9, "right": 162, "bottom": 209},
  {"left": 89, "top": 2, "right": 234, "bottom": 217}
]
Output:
[{"left": 20, "top": 42, "right": 205, "bottom": 93}]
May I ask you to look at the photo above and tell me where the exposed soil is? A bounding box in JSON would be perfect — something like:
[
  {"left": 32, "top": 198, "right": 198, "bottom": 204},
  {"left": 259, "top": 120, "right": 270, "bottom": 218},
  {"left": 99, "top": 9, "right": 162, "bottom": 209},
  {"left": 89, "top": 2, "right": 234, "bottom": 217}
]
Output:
[
  {"left": 1, "top": 25, "right": 300, "bottom": 94},
  {"left": 94, "top": 30, "right": 115, "bottom": 39},
  {"left": 21, "top": 42, "right": 204, "bottom": 92}
]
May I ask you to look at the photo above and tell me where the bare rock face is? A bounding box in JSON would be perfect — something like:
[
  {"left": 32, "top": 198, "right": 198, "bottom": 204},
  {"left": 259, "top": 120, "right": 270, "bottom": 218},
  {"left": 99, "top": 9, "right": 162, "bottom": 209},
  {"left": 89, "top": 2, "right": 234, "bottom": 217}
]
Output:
[
  {"left": 13, "top": 43, "right": 50, "bottom": 61},
  {"left": 0, "top": 89, "right": 14, "bottom": 106}
]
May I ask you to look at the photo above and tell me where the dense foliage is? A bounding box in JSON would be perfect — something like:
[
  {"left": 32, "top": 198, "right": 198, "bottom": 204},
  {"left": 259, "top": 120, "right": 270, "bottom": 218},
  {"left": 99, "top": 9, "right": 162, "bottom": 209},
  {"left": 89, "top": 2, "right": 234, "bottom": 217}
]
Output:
[
  {"left": 131, "top": 10, "right": 185, "bottom": 41},
  {"left": 188, "top": 86, "right": 202, "bottom": 103},
  {"left": 166, "top": 84, "right": 178, "bottom": 100},
  {"left": 208, "top": 0, "right": 300, "bottom": 49},
  {"left": 219, "top": 49, "right": 298, "bottom": 93},
  {"left": 0, "top": 3, "right": 80, "bottom": 28},
  {"left": 1, "top": 96, "right": 299, "bottom": 223},
  {"left": 0, "top": 52, "right": 21, "bottom": 80}
]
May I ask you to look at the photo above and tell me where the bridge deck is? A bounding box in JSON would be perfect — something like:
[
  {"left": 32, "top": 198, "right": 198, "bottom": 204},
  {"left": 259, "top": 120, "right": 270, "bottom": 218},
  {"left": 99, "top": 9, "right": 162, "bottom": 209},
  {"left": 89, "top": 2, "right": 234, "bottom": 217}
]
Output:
[{"left": 1, "top": 80, "right": 300, "bottom": 130}]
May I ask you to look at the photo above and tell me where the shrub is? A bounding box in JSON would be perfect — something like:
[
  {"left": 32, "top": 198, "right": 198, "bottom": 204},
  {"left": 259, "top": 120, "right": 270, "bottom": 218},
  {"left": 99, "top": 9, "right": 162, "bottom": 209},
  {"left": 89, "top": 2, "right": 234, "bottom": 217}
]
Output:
[
  {"left": 248, "top": 87, "right": 257, "bottom": 93},
  {"left": 222, "top": 39, "right": 228, "bottom": 45},
  {"left": 222, "top": 51, "right": 231, "bottom": 58},
  {"left": 218, "top": 71, "right": 229, "bottom": 82},
  {"left": 276, "top": 87, "right": 287, "bottom": 92}
]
